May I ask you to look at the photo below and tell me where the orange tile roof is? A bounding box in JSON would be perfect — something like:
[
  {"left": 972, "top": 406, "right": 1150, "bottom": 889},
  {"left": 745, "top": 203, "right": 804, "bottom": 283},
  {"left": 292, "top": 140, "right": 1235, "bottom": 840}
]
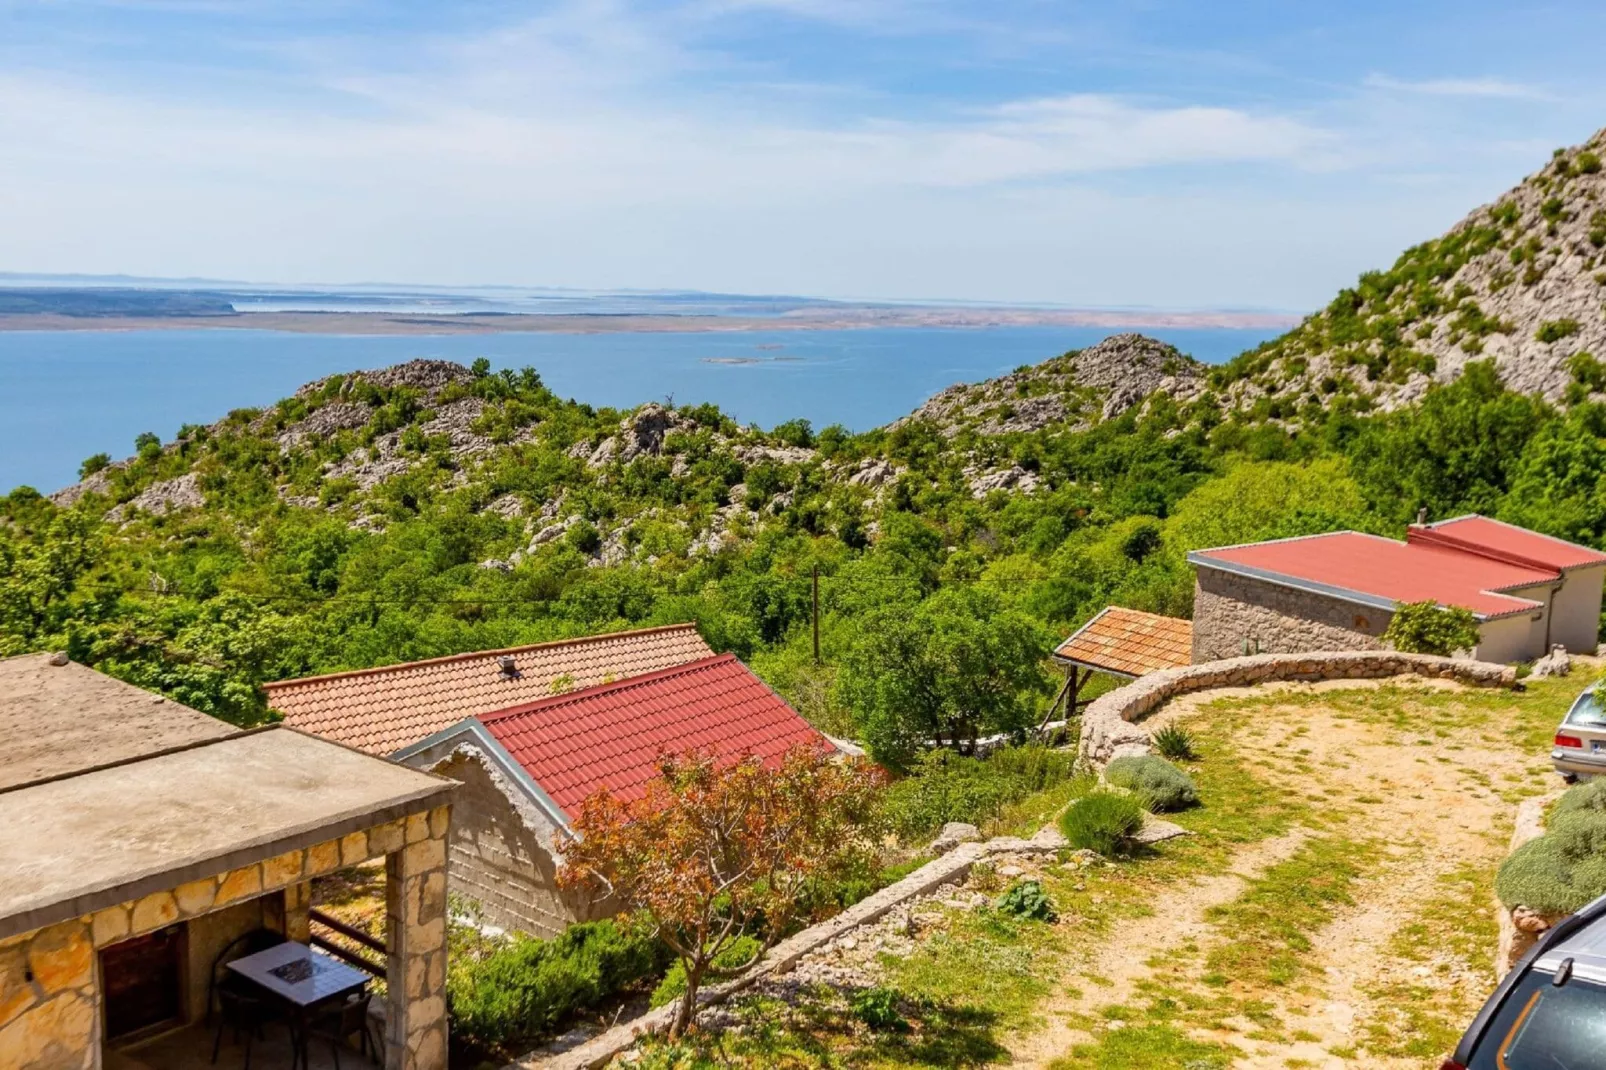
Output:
[
  {"left": 1053, "top": 607, "right": 1193, "bottom": 677},
  {"left": 263, "top": 624, "right": 715, "bottom": 756}
]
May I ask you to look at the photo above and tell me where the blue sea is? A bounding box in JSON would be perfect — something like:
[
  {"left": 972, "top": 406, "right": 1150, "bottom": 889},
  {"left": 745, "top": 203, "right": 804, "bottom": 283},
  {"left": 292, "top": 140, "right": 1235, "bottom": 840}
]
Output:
[{"left": 0, "top": 325, "right": 1277, "bottom": 494}]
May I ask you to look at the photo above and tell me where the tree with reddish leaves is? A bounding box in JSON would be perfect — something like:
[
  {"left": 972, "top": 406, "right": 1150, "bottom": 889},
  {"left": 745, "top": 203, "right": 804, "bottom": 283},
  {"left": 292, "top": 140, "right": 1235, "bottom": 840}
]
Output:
[{"left": 556, "top": 745, "right": 885, "bottom": 1038}]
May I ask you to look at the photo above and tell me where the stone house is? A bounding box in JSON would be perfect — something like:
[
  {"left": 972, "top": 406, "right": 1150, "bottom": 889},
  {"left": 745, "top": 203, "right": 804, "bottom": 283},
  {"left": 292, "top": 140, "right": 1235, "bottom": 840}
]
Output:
[
  {"left": 0, "top": 653, "right": 457, "bottom": 1070},
  {"left": 392, "top": 654, "right": 837, "bottom": 938},
  {"left": 1188, "top": 515, "right": 1606, "bottom": 664}
]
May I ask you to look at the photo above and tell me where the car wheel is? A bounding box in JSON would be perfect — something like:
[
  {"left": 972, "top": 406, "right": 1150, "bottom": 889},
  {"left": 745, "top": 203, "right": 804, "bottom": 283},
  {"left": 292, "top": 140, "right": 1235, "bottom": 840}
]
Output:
[{"left": 1561, "top": 772, "right": 1580, "bottom": 784}]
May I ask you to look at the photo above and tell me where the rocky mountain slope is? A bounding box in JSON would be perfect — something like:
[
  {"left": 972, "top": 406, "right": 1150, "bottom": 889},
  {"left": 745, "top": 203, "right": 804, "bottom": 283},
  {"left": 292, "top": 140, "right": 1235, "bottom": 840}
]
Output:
[
  {"left": 1222, "top": 125, "right": 1606, "bottom": 412},
  {"left": 899, "top": 333, "right": 1206, "bottom": 437}
]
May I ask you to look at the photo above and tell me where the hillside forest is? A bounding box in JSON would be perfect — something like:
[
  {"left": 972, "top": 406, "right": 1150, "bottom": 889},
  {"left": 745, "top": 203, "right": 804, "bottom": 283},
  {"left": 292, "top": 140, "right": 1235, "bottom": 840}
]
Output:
[
  {"left": 5, "top": 127, "right": 1606, "bottom": 764},
  {"left": 1, "top": 346, "right": 1600, "bottom": 767}
]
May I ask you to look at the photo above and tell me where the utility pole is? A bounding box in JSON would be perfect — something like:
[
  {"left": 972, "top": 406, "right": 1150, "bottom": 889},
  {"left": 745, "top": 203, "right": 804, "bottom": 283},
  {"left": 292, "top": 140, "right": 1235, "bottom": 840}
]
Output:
[{"left": 812, "top": 564, "right": 821, "bottom": 665}]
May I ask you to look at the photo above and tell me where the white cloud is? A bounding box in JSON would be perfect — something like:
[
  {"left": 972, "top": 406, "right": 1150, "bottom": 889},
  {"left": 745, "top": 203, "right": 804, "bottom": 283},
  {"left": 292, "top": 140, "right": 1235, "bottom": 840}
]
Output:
[{"left": 1363, "top": 73, "right": 1553, "bottom": 100}]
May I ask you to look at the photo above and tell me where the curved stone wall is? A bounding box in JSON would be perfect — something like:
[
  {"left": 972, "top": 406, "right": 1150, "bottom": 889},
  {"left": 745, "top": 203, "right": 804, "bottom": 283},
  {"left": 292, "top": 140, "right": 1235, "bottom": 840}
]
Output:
[{"left": 1078, "top": 651, "right": 1518, "bottom": 766}]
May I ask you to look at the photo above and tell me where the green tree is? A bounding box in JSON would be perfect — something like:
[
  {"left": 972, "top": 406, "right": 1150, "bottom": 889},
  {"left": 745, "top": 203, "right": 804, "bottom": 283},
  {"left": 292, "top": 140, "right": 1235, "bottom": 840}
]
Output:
[
  {"left": 1347, "top": 361, "right": 1550, "bottom": 523},
  {"left": 1382, "top": 600, "right": 1481, "bottom": 656},
  {"left": 1164, "top": 458, "right": 1370, "bottom": 552},
  {"left": 835, "top": 585, "right": 1051, "bottom": 765},
  {"left": 1500, "top": 405, "right": 1606, "bottom": 546},
  {"left": 78, "top": 453, "right": 112, "bottom": 480}
]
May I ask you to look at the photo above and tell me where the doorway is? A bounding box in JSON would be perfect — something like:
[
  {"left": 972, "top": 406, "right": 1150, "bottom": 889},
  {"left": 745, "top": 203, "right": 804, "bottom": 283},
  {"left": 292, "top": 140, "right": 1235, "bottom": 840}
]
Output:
[{"left": 101, "top": 924, "right": 184, "bottom": 1040}]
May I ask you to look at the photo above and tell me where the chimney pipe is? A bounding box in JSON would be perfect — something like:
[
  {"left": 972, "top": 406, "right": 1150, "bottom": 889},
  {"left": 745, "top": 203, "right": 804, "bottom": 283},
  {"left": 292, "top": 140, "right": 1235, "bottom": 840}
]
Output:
[{"left": 1417, "top": 507, "right": 1428, "bottom": 525}]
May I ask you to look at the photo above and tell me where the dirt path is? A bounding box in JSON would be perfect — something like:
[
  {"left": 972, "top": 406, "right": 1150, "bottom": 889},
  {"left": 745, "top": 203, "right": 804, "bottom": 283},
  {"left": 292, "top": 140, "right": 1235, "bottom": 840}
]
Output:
[
  {"left": 1008, "top": 829, "right": 1310, "bottom": 1067},
  {"left": 1014, "top": 674, "right": 1564, "bottom": 1069}
]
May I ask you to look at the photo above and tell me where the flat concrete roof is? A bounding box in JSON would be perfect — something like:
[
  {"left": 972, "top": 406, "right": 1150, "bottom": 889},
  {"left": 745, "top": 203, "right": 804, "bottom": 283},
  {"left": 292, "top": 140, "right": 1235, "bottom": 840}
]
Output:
[
  {"left": 0, "top": 653, "right": 236, "bottom": 789},
  {"left": 0, "top": 726, "right": 454, "bottom": 939}
]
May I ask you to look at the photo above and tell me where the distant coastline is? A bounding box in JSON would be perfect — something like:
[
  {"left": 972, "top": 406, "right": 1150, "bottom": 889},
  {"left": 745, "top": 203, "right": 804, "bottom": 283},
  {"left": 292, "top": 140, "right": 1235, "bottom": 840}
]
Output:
[{"left": 0, "top": 307, "right": 1299, "bottom": 336}]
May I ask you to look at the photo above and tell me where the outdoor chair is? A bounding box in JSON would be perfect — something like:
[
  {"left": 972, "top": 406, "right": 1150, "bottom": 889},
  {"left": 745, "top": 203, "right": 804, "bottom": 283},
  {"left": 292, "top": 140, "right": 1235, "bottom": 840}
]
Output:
[
  {"left": 206, "top": 928, "right": 286, "bottom": 1068},
  {"left": 205, "top": 929, "right": 286, "bottom": 1025},
  {"left": 210, "top": 984, "right": 274, "bottom": 1069},
  {"left": 305, "top": 991, "right": 379, "bottom": 1069}
]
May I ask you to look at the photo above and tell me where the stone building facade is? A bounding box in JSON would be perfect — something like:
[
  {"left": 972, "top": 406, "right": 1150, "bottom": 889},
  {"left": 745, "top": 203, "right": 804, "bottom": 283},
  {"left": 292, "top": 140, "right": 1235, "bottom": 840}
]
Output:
[
  {"left": 1, "top": 807, "right": 453, "bottom": 1070},
  {"left": 1191, "top": 567, "right": 1390, "bottom": 663},
  {"left": 430, "top": 751, "right": 604, "bottom": 938},
  {"left": 0, "top": 653, "right": 459, "bottom": 1070}
]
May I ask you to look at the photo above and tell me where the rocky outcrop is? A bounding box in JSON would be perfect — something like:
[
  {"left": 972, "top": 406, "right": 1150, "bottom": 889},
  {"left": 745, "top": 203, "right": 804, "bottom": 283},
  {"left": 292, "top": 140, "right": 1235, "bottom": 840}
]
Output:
[
  {"left": 104, "top": 473, "right": 205, "bottom": 522},
  {"left": 898, "top": 333, "right": 1207, "bottom": 438},
  {"left": 964, "top": 464, "right": 1042, "bottom": 499},
  {"left": 1078, "top": 651, "right": 1520, "bottom": 767},
  {"left": 579, "top": 403, "right": 699, "bottom": 468}
]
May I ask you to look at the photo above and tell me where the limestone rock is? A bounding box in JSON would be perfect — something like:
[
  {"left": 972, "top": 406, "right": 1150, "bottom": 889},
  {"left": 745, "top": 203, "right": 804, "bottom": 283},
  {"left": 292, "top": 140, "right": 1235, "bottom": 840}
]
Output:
[
  {"left": 105, "top": 472, "right": 205, "bottom": 522},
  {"left": 1531, "top": 644, "right": 1572, "bottom": 678},
  {"left": 927, "top": 822, "right": 983, "bottom": 855}
]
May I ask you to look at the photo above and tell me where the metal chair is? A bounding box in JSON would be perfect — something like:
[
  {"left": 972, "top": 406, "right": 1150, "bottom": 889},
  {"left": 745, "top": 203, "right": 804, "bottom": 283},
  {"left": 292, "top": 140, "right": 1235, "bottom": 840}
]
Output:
[
  {"left": 305, "top": 991, "right": 378, "bottom": 1069},
  {"left": 207, "top": 928, "right": 286, "bottom": 1067}
]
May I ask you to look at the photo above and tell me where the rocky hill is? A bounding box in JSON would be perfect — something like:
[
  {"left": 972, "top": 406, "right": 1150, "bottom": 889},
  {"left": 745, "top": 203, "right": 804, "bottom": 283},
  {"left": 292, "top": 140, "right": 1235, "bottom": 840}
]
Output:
[
  {"left": 1221, "top": 125, "right": 1606, "bottom": 413},
  {"left": 899, "top": 333, "right": 1206, "bottom": 437}
]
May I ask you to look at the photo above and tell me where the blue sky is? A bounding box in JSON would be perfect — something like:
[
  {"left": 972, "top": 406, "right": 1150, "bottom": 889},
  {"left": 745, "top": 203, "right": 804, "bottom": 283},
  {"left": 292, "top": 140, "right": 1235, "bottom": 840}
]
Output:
[{"left": 4, "top": 1, "right": 1606, "bottom": 310}]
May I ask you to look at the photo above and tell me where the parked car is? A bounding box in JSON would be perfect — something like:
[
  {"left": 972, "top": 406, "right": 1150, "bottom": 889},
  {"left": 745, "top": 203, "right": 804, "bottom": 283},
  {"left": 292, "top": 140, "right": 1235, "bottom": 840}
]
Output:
[
  {"left": 1551, "top": 685, "right": 1606, "bottom": 782},
  {"left": 1442, "top": 891, "right": 1606, "bottom": 1068}
]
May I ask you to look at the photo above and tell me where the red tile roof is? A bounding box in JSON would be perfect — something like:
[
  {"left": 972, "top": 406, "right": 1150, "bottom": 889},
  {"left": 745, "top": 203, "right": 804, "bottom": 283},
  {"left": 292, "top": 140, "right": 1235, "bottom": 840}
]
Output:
[
  {"left": 1410, "top": 515, "right": 1606, "bottom": 573},
  {"left": 476, "top": 654, "right": 833, "bottom": 818},
  {"left": 263, "top": 624, "right": 715, "bottom": 756},
  {"left": 1190, "top": 531, "right": 1557, "bottom": 619},
  {"left": 1054, "top": 607, "right": 1193, "bottom": 677}
]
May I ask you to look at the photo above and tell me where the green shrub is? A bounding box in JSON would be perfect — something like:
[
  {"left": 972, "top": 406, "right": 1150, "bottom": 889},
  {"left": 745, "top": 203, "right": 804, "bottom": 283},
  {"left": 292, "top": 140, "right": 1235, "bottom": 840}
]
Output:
[
  {"left": 1537, "top": 318, "right": 1582, "bottom": 343},
  {"left": 78, "top": 453, "right": 111, "bottom": 480},
  {"left": 566, "top": 520, "right": 602, "bottom": 555},
  {"left": 1059, "top": 791, "right": 1145, "bottom": 857},
  {"left": 649, "top": 934, "right": 761, "bottom": 1008},
  {"left": 1152, "top": 724, "right": 1196, "bottom": 761},
  {"left": 1104, "top": 755, "right": 1199, "bottom": 812},
  {"left": 850, "top": 987, "right": 909, "bottom": 1032},
  {"left": 994, "top": 879, "right": 1057, "bottom": 922},
  {"left": 448, "top": 917, "right": 671, "bottom": 1052},
  {"left": 1577, "top": 150, "right": 1602, "bottom": 175},
  {"left": 1553, "top": 777, "right": 1606, "bottom": 819},
  {"left": 879, "top": 745, "right": 1077, "bottom": 841},
  {"left": 1382, "top": 600, "right": 1481, "bottom": 656},
  {"left": 1495, "top": 811, "right": 1606, "bottom": 914}
]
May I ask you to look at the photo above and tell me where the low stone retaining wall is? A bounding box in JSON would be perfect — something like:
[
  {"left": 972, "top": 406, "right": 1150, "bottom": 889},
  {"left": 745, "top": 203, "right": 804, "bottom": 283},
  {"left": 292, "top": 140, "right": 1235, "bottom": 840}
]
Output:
[
  {"left": 1495, "top": 792, "right": 1566, "bottom": 977},
  {"left": 506, "top": 827, "right": 1065, "bottom": 1070},
  {"left": 1078, "top": 650, "right": 1518, "bottom": 767}
]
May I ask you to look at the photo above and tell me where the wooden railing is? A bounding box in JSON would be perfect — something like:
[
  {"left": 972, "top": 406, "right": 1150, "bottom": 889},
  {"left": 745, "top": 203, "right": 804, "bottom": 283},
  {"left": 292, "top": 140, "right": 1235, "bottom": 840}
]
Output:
[{"left": 309, "top": 908, "right": 386, "bottom": 977}]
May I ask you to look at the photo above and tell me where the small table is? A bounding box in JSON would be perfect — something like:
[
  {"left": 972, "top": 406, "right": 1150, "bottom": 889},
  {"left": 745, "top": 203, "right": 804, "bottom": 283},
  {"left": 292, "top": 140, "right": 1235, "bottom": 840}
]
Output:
[{"left": 227, "top": 942, "right": 370, "bottom": 1069}]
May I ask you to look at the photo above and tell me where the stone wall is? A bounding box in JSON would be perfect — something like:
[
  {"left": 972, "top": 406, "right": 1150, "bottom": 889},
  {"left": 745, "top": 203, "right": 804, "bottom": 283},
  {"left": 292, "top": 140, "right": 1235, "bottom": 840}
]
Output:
[
  {"left": 0, "top": 805, "right": 452, "bottom": 1070},
  {"left": 1191, "top": 569, "right": 1390, "bottom": 663},
  {"left": 1079, "top": 650, "right": 1517, "bottom": 767},
  {"left": 508, "top": 827, "right": 1067, "bottom": 1070},
  {"left": 435, "top": 753, "right": 600, "bottom": 938}
]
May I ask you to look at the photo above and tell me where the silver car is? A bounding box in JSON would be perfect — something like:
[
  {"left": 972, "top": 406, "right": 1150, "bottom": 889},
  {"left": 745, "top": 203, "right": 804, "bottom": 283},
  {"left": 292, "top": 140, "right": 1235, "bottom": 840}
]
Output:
[{"left": 1553, "top": 686, "right": 1606, "bottom": 781}]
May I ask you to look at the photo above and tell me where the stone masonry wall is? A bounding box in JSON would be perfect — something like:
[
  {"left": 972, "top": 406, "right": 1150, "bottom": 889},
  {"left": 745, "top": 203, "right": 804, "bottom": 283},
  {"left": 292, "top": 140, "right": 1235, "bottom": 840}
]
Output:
[
  {"left": 1079, "top": 650, "right": 1518, "bottom": 767},
  {"left": 387, "top": 807, "right": 452, "bottom": 1070},
  {"left": 1191, "top": 570, "right": 1390, "bottom": 663},
  {"left": 435, "top": 753, "right": 600, "bottom": 938},
  {"left": 0, "top": 805, "right": 452, "bottom": 1070}
]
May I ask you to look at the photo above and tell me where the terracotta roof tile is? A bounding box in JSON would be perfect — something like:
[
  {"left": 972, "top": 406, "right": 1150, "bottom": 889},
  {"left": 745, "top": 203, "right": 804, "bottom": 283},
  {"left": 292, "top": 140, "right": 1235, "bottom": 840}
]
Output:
[
  {"left": 263, "top": 624, "right": 715, "bottom": 756},
  {"left": 1054, "top": 607, "right": 1193, "bottom": 677},
  {"left": 478, "top": 654, "right": 832, "bottom": 819}
]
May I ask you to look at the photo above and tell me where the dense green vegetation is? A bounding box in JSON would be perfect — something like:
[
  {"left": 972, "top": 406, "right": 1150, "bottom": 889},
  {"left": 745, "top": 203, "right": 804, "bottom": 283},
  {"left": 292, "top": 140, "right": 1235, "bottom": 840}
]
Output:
[{"left": 4, "top": 348, "right": 1606, "bottom": 753}]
